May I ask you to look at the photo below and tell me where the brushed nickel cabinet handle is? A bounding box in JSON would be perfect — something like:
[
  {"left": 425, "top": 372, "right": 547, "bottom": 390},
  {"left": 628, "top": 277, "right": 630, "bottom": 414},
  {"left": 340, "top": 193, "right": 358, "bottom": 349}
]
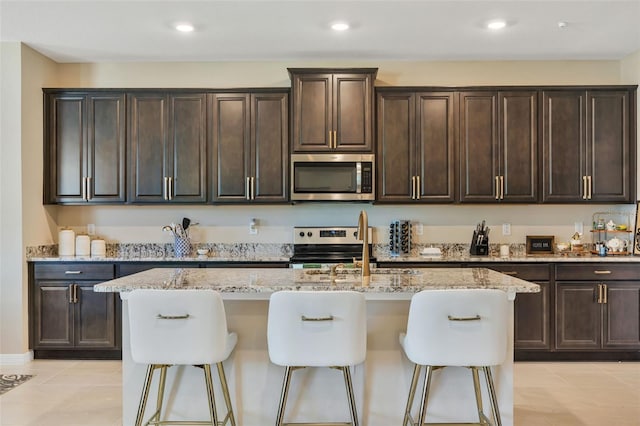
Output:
[
  {"left": 251, "top": 177, "right": 255, "bottom": 200},
  {"left": 68, "top": 284, "right": 74, "bottom": 304},
  {"left": 246, "top": 177, "right": 251, "bottom": 200},
  {"left": 168, "top": 177, "right": 174, "bottom": 200},
  {"left": 73, "top": 284, "right": 78, "bottom": 303},
  {"left": 596, "top": 283, "right": 602, "bottom": 304},
  {"left": 301, "top": 315, "right": 334, "bottom": 322},
  {"left": 495, "top": 176, "right": 500, "bottom": 200},
  {"left": 594, "top": 270, "right": 611, "bottom": 274},
  {"left": 81, "top": 177, "right": 87, "bottom": 201},
  {"left": 603, "top": 284, "right": 608, "bottom": 304},
  {"left": 500, "top": 175, "right": 504, "bottom": 200},
  {"left": 163, "top": 177, "right": 169, "bottom": 200},
  {"left": 411, "top": 176, "right": 416, "bottom": 200},
  {"left": 157, "top": 314, "right": 190, "bottom": 320},
  {"left": 448, "top": 314, "right": 481, "bottom": 322},
  {"left": 333, "top": 130, "right": 337, "bottom": 148},
  {"left": 329, "top": 131, "right": 333, "bottom": 149},
  {"left": 582, "top": 176, "right": 587, "bottom": 199},
  {"left": 588, "top": 175, "right": 592, "bottom": 200},
  {"left": 416, "top": 175, "right": 421, "bottom": 200},
  {"left": 64, "top": 270, "right": 82, "bottom": 275},
  {"left": 86, "top": 176, "right": 92, "bottom": 201}
]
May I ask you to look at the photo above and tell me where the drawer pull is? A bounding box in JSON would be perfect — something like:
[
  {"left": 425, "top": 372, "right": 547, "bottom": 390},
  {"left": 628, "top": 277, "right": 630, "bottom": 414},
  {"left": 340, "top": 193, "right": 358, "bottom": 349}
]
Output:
[
  {"left": 64, "top": 270, "right": 82, "bottom": 275},
  {"left": 448, "top": 314, "right": 481, "bottom": 322},
  {"left": 157, "top": 314, "right": 190, "bottom": 320},
  {"left": 502, "top": 271, "right": 518, "bottom": 276},
  {"left": 593, "top": 270, "right": 611, "bottom": 275},
  {"left": 301, "top": 315, "right": 334, "bottom": 322}
]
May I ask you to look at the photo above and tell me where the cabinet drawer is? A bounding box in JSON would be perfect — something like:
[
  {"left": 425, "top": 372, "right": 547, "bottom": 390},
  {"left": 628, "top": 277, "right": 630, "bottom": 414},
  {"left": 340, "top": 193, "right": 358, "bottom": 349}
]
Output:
[
  {"left": 555, "top": 264, "right": 640, "bottom": 281},
  {"left": 482, "top": 263, "right": 550, "bottom": 281},
  {"left": 34, "top": 263, "right": 115, "bottom": 280}
]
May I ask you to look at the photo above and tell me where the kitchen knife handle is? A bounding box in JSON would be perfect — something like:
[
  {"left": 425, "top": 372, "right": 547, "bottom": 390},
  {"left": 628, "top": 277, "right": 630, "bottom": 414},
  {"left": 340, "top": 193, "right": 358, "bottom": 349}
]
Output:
[
  {"left": 246, "top": 177, "right": 251, "bottom": 200},
  {"left": 416, "top": 175, "right": 421, "bottom": 200},
  {"left": 495, "top": 176, "right": 500, "bottom": 200},
  {"left": 163, "top": 177, "right": 169, "bottom": 201},
  {"left": 500, "top": 175, "right": 504, "bottom": 200}
]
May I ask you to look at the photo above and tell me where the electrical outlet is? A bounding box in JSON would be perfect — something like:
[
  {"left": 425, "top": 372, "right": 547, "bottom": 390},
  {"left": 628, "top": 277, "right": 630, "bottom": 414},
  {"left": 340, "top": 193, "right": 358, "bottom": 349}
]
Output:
[
  {"left": 249, "top": 218, "right": 258, "bottom": 235},
  {"left": 502, "top": 223, "right": 511, "bottom": 236},
  {"left": 574, "top": 222, "right": 583, "bottom": 234},
  {"left": 87, "top": 224, "right": 95, "bottom": 236},
  {"left": 415, "top": 223, "right": 424, "bottom": 236}
]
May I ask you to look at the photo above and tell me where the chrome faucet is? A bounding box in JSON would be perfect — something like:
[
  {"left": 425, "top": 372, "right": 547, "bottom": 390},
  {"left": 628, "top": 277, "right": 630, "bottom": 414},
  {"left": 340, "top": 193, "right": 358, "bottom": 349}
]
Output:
[{"left": 356, "top": 210, "right": 371, "bottom": 279}]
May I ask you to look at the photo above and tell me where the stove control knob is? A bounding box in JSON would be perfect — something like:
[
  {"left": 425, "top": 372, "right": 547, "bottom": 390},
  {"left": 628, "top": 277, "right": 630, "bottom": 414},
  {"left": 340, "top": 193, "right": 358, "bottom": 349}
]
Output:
[
  {"left": 307, "top": 231, "right": 313, "bottom": 237},
  {"left": 299, "top": 232, "right": 305, "bottom": 237}
]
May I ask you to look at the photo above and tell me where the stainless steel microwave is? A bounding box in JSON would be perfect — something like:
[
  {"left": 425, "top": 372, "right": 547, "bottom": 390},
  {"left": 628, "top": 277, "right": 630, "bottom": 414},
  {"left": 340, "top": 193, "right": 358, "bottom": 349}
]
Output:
[{"left": 290, "top": 153, "right": 375, "bottom": 201}]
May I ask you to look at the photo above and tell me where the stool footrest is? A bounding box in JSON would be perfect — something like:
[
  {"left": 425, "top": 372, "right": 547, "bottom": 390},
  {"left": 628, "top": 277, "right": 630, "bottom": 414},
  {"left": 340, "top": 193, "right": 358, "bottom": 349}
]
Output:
[{"left": 281, "top": 423, "right": 355, "bottom": 426}]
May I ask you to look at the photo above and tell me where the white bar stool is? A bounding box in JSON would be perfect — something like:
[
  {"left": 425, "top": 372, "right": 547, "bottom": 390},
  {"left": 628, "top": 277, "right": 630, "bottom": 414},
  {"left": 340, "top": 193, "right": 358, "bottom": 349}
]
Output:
[
  {"left": 267, "top": 290, "right": 367, "bottom": 426},
  {"left": 128, "top": 289, "right": 237, "bottom": 426},
  {"left": 399, "top": 289, "right": 509, "bottom": 426}
]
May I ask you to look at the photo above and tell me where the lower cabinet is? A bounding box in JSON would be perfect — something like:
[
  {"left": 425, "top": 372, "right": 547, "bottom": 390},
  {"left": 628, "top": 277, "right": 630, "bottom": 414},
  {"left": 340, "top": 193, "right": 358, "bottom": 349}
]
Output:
[
  {"left": 554, "top": 263, "right": 640, "bottom": 357},
  {"left": 30, "top": 263, "right": 120, "bottom": 359}
]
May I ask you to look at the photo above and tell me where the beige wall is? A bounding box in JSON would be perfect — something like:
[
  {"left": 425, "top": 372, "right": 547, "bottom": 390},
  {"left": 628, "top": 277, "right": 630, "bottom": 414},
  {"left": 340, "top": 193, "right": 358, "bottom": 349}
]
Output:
[{"left": 1, "top": 46, "right": 638, "bottom": 357}]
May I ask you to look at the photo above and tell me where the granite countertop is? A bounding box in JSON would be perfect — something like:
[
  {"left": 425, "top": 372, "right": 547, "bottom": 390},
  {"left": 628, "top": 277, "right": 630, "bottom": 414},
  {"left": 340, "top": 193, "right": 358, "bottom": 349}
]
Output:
[
  {"left": 94, "top": 266, "right": 540, "bottom": 299},
  {"left": 28, "top": 255, "right": 291, "bottom": 262},
  {"left": 377, "top": 254, "right": 640, "bottom": 263}
]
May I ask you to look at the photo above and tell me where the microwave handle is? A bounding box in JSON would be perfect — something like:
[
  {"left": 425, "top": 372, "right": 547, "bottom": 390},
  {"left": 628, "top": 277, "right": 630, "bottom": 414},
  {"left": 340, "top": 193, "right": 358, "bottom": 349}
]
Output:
[{"left": 356, "top": 162, "right": 362, "bottom": 194}]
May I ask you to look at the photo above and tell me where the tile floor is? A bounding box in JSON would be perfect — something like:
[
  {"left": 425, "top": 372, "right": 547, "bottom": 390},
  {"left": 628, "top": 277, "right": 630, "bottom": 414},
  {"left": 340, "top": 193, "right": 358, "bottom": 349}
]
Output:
[{"left": 0, "top": 360, "right": 638, "bottom": 425}]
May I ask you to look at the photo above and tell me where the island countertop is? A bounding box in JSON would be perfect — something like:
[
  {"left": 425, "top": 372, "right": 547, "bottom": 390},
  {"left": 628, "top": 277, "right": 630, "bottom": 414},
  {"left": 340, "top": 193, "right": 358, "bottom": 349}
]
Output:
[{"left": 93, "top": 267, "right": 539, "bottom": 299}]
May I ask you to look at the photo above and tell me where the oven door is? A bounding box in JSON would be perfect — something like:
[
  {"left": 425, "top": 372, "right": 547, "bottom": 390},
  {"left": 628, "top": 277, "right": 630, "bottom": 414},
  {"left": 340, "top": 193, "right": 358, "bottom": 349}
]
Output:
[{"left": 291, "top": 154, "right": 374, "bottom": 201}]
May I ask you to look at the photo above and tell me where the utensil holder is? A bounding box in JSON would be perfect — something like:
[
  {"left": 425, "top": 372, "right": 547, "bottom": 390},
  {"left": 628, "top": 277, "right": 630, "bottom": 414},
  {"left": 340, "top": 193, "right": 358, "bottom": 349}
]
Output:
[{"left": 174, "top": 236, "right": 191, "bottom": 258}]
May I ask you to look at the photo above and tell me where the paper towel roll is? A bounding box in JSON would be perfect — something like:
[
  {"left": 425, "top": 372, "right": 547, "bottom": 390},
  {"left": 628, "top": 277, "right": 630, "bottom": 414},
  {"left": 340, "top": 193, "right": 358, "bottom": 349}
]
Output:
[
  {"left": 59, "top": 229, "right": 75, "bottom": 256},
  {"left": 91, "top": 239, "right": 106, "bottom": 258},
  {"left": 75, "top": 235, "right": 90, "bottom": 256}
]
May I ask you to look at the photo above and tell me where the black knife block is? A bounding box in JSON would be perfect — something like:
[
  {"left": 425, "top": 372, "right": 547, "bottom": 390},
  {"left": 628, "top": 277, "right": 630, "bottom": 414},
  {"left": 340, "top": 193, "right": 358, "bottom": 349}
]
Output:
[{"left": 470, "top": 231, "right": 489, "bottom": 256}]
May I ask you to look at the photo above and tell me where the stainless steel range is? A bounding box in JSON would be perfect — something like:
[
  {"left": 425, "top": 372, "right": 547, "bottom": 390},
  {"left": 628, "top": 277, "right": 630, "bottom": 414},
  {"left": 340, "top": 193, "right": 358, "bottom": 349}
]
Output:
[{"left": 290, "top": 226, "right": 375, "bottom": 267}]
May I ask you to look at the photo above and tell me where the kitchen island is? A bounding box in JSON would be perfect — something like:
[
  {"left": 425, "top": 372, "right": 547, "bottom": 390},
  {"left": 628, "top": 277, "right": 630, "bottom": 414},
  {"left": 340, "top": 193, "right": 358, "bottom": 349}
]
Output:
[{"left": 95, "top": 267, "right": 539, "bottom": 426}]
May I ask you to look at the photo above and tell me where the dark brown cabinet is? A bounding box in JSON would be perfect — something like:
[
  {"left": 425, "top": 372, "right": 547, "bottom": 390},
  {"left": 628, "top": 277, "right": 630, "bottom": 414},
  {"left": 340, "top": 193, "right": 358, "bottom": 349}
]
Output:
[
  {"left": 30, "top": 263, "right": 120, "bottom": 359},
  {"left": 555, "top": 264, "right": 640, "bottom": 351},
  {"left": 289, "top": 68, "right": 376, "bottom": 152},
  {"left": 128, "top": 92, "right": 207, "bottom": 203},
  {"left": 377, "top": 90, "right": 455, "bottom": 202},
  {"left": 209, "top": 91, "right": 288, "bottom": 203},
  {"left": 541, "top": 89, "right": 634, "bottom": 203},
  {"left": 44, "top": 91, "right": 126, "bottom": 204},
  {"left": 459, "top": 90, "right": 537, "bottom": 202}
]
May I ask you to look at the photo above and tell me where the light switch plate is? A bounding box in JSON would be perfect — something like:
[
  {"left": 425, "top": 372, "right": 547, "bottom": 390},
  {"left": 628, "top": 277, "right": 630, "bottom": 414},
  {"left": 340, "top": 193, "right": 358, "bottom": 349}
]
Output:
[
  {"left": 415, "top": 223, "right": 424, "bottom": 235},
  {"left": 502, "top": 223, "right": 511, "bottom": 236},
  {"left": 574, "top": 222, "right": 583, "bottom": 234}
]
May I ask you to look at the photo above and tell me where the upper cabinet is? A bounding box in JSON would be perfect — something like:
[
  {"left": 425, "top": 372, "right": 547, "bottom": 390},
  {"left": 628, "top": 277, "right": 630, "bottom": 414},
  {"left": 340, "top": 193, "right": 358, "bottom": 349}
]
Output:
[
  {"left": 289, "top": 68, "right": 377, "bottom": 152},
  {"left": 459, "top": 90, "right": 538, "bottom": 203},
  {"left": 128, "top": 92, "right": 207, "bottom": 203},
  {"left": 541, "top": 89, "right": 635, "bottom": 203},
  {"left": 44, "top": 91, "right": 126, "bottom": 204},
  {"left": 377, "top": 89, "right": 455, "bottom": 202},
  {"left": 209, "top": 91, "right": 289, "bottom": 203}
]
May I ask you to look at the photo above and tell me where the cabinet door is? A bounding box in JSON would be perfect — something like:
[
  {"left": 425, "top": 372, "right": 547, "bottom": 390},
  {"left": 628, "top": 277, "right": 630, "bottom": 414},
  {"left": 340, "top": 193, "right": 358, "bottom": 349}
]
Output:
[
  {"left": 459, "top": 92, "right": 499, "bottom": 202},
  {"left": 376, "top": 91, "right": 415, "bottom": 202},
  {"left": 250, "top": 92, "right": 289, "bottom": 202},
  {"left": 75, "top": 283, "right": 118, "bottom": 348},
  {"left": 416, "top": 92, "right": 455, "bottom": 202},
  {"left": 45, "top": 94, "right": 86, "bottom": 203},
  {"left": 499, "top": 91, "right": 537, "bottom": 202},
  {"left": 602, "top": 282, "right": 640, "bottom": 348},
  {"left": 168, "top": 94, "right": 207, "bottom": 202},
  {"left": 514, "top": 281, "right": 550, "bottom": 350},
  {"left": 32, "top": 282, "right": 74, "bottom": 348},
  {"left": 291, "top": 73, "right": 332, "bottom": 151},
  {"left": 587, "top": 91, "right": 632, "bottom": 202},
  {"left": 541, "top": 91, "right": 586, "bottom": 202},
  {"left": 128, "top": 93, "right": 168, "bottom": 202},
  {"left": 555, "top": 282, "right": 601, "bottom": 350},
  {"left": 210, "top": 93, "right": 251, "bottom": 202},
  {"left": 333, "top": 73, "right": 373, "bottom": 151},
  {"left": 87, "top": 93, "right": 126, "bottom": 203}
]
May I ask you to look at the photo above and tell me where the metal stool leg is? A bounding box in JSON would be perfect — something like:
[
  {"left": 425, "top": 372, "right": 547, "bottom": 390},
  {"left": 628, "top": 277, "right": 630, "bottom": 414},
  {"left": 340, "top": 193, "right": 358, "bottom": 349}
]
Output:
[
  {"left": 135, "top": 364, "right": 155, "bottom": 426},
  {"left": 342, "top": 366, "right": 359, "bottom": 426},
  {"left": 217, "top": 361, "right": 236, "bottom": 426},
  {"left": 471, "top": 366, "right": 489, "bottom": 425},
  {"left": 204, "top": 364, "right": 220, "bottom": 426},
  {"left": 403, "top": 364, "right": 421, "bottom": 426},
  {"left": 483, "top": 366, "right": 502, "bottom": 426},
  {"left": 154, "top": 365, "right": 168, "bottom": 424},
  {"left": 275, "top": 366, "right": 294, "bottom": 426},
  {"left": 416, "top": 365, "right": 433, "bottom": 426}
]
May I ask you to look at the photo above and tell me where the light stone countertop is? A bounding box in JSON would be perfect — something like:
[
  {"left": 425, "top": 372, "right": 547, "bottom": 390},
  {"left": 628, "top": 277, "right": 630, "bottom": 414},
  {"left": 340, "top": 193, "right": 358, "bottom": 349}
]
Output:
[
  {"left": 377, "top": 254, "right": 640, "bottom": 263},
  {"left": 28, "top": 255, "right": 290, "bottom": 262},
  {"left": 93, "top": 267, "right": 540, "bottom": 300}
]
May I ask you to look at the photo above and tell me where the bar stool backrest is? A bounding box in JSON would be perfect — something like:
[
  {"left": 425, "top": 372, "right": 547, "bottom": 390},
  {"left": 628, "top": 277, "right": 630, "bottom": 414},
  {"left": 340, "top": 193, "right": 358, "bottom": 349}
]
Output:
[
  {"left": 403, "top": 289, "right": 508, "bottom": 367},
  {"left": 267, "top": 290, "right": 366, "bottom": 367},
  {"left": 128, "top": 289, "right": 231, "bottom": 365}
]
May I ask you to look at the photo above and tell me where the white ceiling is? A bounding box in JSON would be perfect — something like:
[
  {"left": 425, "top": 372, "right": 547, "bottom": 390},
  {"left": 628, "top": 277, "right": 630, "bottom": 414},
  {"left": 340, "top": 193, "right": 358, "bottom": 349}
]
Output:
[{"left": 1, "top": 0, "right": 639, "bottom": 63}]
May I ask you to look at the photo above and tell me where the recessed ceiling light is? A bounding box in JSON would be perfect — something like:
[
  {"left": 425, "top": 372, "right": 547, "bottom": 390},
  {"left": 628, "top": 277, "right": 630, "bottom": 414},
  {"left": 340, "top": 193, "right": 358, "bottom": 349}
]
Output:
[
  {"left": 175, "top": 23, "right": 194, "bottom": 33},
  {"left": 558, "top": 21, "right": 568, "bottom": 29},
  {"left": 331, "top": 22, "right": 349, "bottom": 31},
  {"left": 487, "top": 20, "right": 507, "bottom": 30}
]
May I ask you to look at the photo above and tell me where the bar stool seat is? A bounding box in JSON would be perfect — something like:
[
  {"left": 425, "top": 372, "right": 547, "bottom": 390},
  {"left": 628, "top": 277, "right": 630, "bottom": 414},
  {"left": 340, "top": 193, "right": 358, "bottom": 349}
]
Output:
[
  {"left": 128, "top": 289, "right": 237, "bottom": 426},
  {"left": 399, "top": 289, "right": 509, "bottom": 426},
  {"left": 267, "top": 290, "right": 367, "bottom": 426}
]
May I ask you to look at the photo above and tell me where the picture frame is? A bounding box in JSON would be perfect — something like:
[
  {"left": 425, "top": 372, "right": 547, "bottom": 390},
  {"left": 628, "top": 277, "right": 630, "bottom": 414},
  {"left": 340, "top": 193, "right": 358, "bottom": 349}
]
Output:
[
  {"left": 526, "top": 235, "right": 555, "bottom": 255},
  {"left": 634, "top": 202, "right": 640, "bottom": 255}
]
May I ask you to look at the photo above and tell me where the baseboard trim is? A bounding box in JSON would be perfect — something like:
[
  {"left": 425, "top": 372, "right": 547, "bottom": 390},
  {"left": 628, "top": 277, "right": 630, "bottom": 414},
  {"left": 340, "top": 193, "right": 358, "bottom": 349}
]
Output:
[{"left": 0, "top": 351, "right": 34, "bottom": 365}]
